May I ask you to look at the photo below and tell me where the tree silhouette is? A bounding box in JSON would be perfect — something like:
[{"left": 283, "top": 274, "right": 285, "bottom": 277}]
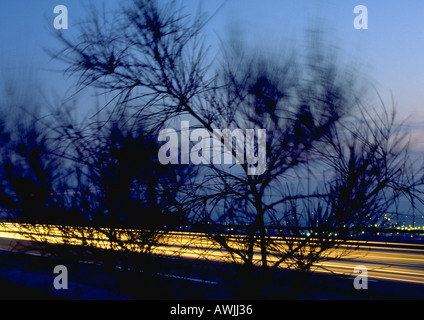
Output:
[{"left": 6, "top": 0, "right": 421, "bottom": 298}]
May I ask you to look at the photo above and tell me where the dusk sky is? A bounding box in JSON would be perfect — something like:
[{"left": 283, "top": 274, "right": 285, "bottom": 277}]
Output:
[
  {"left": 1, "top": 0, "right": 424, "bottom": 148},
  {"left": 1, "top": 2, "right": 424, "bottom": 300}
]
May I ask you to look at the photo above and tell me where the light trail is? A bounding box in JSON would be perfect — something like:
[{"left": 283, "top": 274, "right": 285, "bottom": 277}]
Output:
[{"left": 1, "top": 222, "right": 424, "bottom": 285}]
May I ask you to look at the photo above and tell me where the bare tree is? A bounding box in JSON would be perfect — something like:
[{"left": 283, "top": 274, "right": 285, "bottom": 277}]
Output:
[
  {"left": 43, "top": 0, "right": 424, "bottom": 298},
  {"left": 0, "top": 99, "right": 192, "bottom": 273},
  {"left": 49, "top": 0, "right": 216, "bottom": 133},
  {"left": 267, "top": 102, "right": 424, "bottom": 276}
]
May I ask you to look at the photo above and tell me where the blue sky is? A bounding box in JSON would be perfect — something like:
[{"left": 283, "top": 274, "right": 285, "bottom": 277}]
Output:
[{"left": 1, "top": 0, "right": 424, "bottom": 147}]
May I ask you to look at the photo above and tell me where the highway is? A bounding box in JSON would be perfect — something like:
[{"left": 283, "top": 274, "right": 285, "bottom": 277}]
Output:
[{"left": 1, "top": 222, "right": 424, "bottom": 286}]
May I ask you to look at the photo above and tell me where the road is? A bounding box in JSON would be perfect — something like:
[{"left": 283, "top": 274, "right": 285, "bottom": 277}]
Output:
[
  {"left": 1, "top": 222, "right": 424, "bottom": 287},
  {"left": 155, "top": 232, "right": 424, "bottom": 286}
]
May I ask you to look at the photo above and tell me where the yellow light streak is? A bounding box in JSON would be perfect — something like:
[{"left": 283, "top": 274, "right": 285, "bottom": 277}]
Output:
[{"left": 1, "top": 222, "right": 424, "bottom": 285}]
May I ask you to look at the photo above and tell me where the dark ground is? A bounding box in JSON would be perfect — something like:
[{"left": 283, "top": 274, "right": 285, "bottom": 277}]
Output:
[{"left": 0, "top": 248, "right": 424, "bottom": 301}]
